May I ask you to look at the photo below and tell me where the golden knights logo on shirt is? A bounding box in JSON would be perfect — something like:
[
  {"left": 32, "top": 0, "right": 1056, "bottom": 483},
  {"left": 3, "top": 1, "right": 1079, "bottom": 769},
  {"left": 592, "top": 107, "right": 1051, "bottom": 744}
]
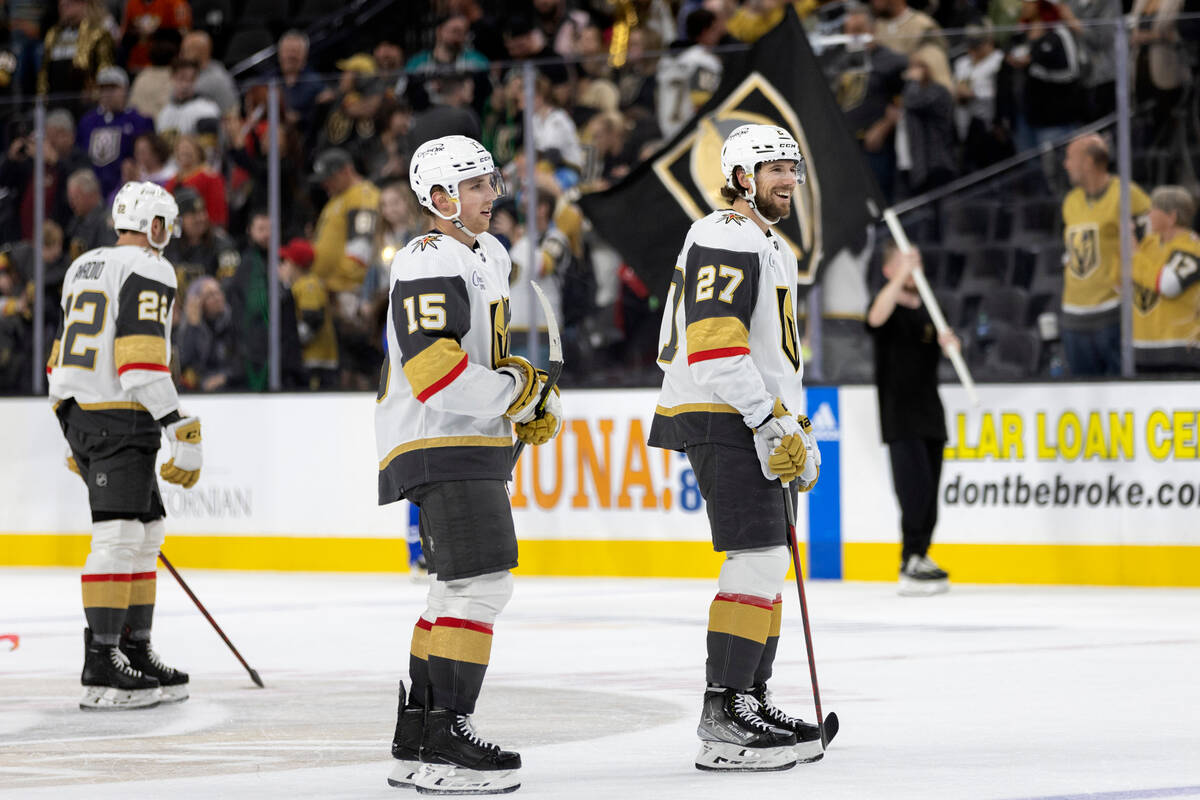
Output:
[
  {"left": 836, "top": 69, "right": 868, "bottom": 112},
  {"left": 1133, "top": 282, "right": 1158, "bottom": 315},
  {"left": 652, "top": 71, "right": 823, "bottom": 284},
  {"left": 411, "top": 233, "right": 442, "bottom": 252},
  {"left": 1066, "top": 224, "right": 1100, "bottom": 279}
]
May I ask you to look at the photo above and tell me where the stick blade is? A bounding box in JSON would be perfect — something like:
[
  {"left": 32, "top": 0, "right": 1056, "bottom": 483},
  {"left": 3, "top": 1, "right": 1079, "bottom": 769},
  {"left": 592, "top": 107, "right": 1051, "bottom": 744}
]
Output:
[
  {"left": 822, "top": 712, "right": 839, "bottom": 748},
  {"left": 248, "top": 668, "right": 265, "bottom": 688}
]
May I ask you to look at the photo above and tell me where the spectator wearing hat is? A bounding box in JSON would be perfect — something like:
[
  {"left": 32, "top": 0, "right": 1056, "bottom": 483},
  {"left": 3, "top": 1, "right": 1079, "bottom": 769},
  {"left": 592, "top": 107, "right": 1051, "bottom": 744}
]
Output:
[
  {"left": 64, "top": 169, "right": 117, "bottom": 261},
  {"left": 156, "top": 60, "right": 221, "bottom": 149},
  {"left": 77, "top": 65, "right": 155, "bottom": 198},
  {"left": 279, "top": 236, "right": 339, "bottom": 389},
  {"left": 164, "top": 187, "right": 240, "bottom": 296},
  {"left": 180, "top": 30, "right": 238, "bottom": 114},
  {"left": 311, "top": 54, "right": 386, "bottom": 172},
  {"left": 309, "top": 147, "right": 381, "bottom": 388},
  {"left": 165, "top": 133, "right": 227, "bottom": 228},
  {"left": 120, "top": 0, "right": 191, "bottom": 72}
]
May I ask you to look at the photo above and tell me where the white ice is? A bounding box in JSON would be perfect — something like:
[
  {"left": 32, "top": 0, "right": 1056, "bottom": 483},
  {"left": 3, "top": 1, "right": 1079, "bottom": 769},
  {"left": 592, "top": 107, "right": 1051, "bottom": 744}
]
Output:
[{"left": 2, "top": 569, "right": 1199, "bottom": 799}]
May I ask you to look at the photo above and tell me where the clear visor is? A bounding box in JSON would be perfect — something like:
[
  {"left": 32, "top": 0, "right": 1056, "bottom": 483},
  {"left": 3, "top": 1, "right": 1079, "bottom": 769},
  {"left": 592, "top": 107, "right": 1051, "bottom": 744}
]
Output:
[{"left": 458, "top": 170, "right": 506, "bottom": 200}]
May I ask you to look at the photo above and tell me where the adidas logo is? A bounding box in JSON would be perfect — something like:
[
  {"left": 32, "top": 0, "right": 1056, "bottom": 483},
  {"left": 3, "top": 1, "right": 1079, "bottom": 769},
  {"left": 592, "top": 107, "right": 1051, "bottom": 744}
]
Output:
[{"left": 809, "top": 402, "right": 838, "bottom": 441}]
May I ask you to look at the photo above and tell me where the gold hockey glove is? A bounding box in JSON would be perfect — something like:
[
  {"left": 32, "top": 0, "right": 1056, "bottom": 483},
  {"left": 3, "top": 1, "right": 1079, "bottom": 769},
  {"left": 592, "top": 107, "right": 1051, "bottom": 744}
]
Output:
[{"left": 160, "top": 416, "right": 203, "bottom": 489}]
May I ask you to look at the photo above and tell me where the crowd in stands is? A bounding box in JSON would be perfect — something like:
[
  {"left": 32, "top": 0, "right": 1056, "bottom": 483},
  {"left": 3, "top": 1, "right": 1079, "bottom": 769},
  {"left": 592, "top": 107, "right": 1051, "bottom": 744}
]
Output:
[{"left": 0, "top": 0, "right": 1198, "bottom": 395}]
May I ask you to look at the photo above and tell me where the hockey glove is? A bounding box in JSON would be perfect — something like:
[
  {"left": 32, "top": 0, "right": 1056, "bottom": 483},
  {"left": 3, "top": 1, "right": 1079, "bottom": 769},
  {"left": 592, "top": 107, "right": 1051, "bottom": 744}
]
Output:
[
  {"left": 752, "top": 399, "right": 806, "bottom": 483},
  {"left": 514, "top": 372, "right": 563, "bottom": 446},
  {"left": 795, "top": 414, "right": 821, "bottom": 492},
  {"left": 496, "top": 356, "right": 541, "bottom": 423},
  {"left": 160, "top": 416, "right": 203, "bottom": 489}
]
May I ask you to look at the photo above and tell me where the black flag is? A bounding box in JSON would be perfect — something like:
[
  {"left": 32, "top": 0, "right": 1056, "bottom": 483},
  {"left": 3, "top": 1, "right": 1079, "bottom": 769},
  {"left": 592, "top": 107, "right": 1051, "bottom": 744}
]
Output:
[{"left": 579, "top": 7, "right": 883, "bottom": 300}]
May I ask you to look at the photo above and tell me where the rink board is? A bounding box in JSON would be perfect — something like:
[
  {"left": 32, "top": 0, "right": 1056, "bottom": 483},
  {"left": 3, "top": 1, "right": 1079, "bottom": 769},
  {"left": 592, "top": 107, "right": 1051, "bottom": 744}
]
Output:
[{"left": 1, "top": 382, "right": 1197, "bottom": 585}]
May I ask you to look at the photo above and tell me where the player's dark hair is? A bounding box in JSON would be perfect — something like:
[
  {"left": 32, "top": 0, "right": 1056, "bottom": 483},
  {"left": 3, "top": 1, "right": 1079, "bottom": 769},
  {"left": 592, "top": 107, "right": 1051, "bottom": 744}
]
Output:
[{"left": 719, "top": 167, "right": 747, "bottom": 204}]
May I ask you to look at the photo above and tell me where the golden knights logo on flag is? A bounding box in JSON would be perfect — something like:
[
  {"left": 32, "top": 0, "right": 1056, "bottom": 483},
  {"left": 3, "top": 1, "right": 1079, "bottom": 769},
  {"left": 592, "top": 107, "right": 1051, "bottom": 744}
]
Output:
[
  {"left": 579, "top": 5, "right": 882, "bottom": 300},
  {"left": 652, "top": 72, "right": 824, "bottom": 283}
]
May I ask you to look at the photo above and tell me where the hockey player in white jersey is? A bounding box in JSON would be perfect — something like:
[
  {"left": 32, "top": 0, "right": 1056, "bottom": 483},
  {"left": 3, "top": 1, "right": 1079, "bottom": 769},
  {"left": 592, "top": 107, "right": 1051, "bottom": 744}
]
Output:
[
  {"left": 647, "top": 124, "right": 824, "bottom": 771},
  {"left": 377, "top": 135, "right": 563, "bottom": 795},
  {"left": 47, "top": 181, "right": 202, "bottom": 711}
]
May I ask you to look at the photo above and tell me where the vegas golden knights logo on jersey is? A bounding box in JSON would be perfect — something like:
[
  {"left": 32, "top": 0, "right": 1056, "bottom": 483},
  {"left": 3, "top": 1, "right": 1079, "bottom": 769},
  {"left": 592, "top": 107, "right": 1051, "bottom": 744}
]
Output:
[
  {"left": 490, "top": 298, "right": 511, "bottom": 367},
  {"left": 652, "top": 72, "right": 823, "bottom": 284},
  {"left": 1133, "top": 282, "right": 1159, "bottom": 315},
  {"left": 837, "top": 70, "right": 868, "bottom": 112},
  {"left": 1066, "top": 225, "right": 1100, "bottom": 279}
]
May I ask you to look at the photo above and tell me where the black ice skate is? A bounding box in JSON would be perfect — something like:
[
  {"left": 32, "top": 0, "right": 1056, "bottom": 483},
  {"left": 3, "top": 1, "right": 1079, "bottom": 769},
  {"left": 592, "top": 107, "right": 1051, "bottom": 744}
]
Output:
[
  {"left": 752, "top": 683, "right": 824, "bottom": 762},
  {"left": 80, "top": 628, "right": 160, "bottom": 711},
  {"left": 387, "top": 681, "right": 424, "bottom": 789},
  {"left": 695, "top": 686, "right": 797, "bottom": 772},
  {"left": 415, "top": 708, "right": 521, "bottom": 795},
  {"left": 899, "top": 554, "right": 950, "bottom": 596},
  {"left": 120, "top": 635, "right": 189, "bottom": 703}
]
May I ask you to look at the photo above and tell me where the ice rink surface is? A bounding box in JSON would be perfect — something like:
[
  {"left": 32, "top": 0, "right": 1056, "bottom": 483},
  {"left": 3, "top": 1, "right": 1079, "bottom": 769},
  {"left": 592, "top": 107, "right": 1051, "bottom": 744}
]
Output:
[{"left": 2, "top": 568, "right": 1199, "bottom": 800}]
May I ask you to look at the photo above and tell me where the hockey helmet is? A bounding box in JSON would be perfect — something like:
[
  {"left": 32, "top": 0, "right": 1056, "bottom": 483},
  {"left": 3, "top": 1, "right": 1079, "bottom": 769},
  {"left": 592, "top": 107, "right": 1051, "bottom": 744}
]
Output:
[
  {"left": 409, "top": 135, "right": 505, "bottom": 232},
  {"left": 720, "top": 124, "right": 806, "bottom": 200},
  {"left": 112, "top": 181, "right": 180, "bottom": 250}
]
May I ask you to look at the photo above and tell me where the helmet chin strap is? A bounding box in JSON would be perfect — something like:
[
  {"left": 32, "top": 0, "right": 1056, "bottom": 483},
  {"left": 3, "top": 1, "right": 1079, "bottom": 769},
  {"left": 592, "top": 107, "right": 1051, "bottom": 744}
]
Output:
[
  {"left": 430, "top": 193, "right": 481, "bottom": 239},
  {"left": 742, "top": 176, "right": 780, "bottom": 227}
]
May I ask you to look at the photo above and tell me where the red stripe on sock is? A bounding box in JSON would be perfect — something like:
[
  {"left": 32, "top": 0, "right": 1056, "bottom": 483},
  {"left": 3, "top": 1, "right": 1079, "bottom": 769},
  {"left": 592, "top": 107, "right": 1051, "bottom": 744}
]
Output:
[
  {"left": 131, "top": 572, "right": 157, "bottom": 581},
  {"left": 81, "top": 573, "right": 133, "bottom": 583},
  {"left": 773, "top": 594, "right": 782, "bottom": 604},
  {"left": 714, "top": 592, "right": 774, "bottom": 611},
  {"left": 433, "top": 617, "right": 493, "bottom": 635},
  {"left": 416, "top": 618, "right": 434, "bottom": 631}
]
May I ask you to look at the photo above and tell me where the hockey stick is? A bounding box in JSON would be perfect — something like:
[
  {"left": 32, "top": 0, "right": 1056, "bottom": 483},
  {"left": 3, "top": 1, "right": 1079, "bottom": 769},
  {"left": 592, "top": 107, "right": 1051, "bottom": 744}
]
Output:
[
  {"left": 781, "top": 483, "right": 838, "bottom": 749},
  {"left": 511, "top": 281, "right": 564, "bottom": 469},
  {"left": 158, "top": 551, "right": 264, "bottom": 688}
]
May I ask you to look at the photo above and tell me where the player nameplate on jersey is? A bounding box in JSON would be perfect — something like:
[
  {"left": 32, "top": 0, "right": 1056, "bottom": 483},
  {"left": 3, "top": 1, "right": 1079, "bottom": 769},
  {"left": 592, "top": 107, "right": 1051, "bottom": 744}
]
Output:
[
  {"left": 1066, "top": 225, "right": 1099, "bottom": 279},
  {"left": 652, "top": 72, "right": 822, "bottom": 283}
]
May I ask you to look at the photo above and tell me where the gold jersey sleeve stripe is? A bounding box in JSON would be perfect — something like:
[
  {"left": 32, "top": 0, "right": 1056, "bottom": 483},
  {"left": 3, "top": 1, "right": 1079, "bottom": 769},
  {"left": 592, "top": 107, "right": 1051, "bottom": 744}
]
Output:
[
  {"left": 114, "top": 334, "right": 169, "bottom": 373},
  {"left": 46, "top": 339, "right": 60, "bottom": 374},
  {"left": 685, "top": 317, "right": 750, "bottom": 364},
  {"left": 402, "top": 338, "right": 469, "bottom": 402}
]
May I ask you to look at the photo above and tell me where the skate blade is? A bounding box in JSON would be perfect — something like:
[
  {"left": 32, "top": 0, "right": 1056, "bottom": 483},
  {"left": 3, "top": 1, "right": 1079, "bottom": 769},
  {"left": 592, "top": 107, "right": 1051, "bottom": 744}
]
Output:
[
  {"left": 695, "top": 740, "right": 797, "bottom": 772},
  {"left": 386, "top": 759, "right": 420, "bottom": 789},
  {"left": 898, "top": 577, "right": 949, "bottom": 597},
  {"left": 414, "top": 763, "right": 520, "bottom": 795},
  {"left": 79, "top": 686, "right": 161, "bottom": 711},
  {"left": 159, "top": 684, "right": 189, "bottom": 704},
  {"left": 794, "top": 737, "right": 825, "bottom": 763}
]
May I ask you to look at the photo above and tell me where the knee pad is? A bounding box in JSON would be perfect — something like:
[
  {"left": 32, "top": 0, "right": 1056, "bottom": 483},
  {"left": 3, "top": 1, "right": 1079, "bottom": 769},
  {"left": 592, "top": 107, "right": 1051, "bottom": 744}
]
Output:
[
  {"left": 439, "top": 571, "right": 514, "bottom": 624},
  {"left": 84, "top": 519, "right": 143, "bottom": 575},
  {"left": 717, "top": 546, "right": 789, "bottom": 599},
  {"left": 132, "top": 518, "right": 165, "bottom": 573}
]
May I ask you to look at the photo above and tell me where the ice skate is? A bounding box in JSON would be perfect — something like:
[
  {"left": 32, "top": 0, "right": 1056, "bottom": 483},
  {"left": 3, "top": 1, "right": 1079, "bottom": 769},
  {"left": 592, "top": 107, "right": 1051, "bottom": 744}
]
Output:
[
  {"left": 695, "top": 686, "right": 797, "bottom": 772},
  {"left": 120, "top": 636, "right": 189, "bottom": 703},
  {"left": 387, "top": 682, "right": 424, "bottom": 789},
  {"left": 751, "top": 683, "right": 823, "bottom": 762},
  {"left": 899, "top": 554, "right": 950, "bottom": 596},
  {"left": 415, "top": 708, "right": 521, "bottom": 795},
  {"left": 80, "top": 628, "right": 160, "bottom": 711}
]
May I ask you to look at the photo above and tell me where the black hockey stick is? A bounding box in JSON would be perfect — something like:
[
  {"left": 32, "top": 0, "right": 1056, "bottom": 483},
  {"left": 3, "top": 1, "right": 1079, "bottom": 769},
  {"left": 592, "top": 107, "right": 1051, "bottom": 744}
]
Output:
[
  {"left": 512, "top": 281, "right": 564, "bottom": 469},
  {"left": 158, "top": 550, "right": 264, "bottom": 688},
  {"left": 781, "top": 483, "right": 838, "bottom": 749}
]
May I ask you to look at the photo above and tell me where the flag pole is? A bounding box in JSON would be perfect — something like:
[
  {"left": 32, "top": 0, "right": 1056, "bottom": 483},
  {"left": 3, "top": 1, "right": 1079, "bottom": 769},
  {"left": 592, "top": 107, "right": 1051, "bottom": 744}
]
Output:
[{"left": 882, "top": 209, "right": 980, "bottom": 407}]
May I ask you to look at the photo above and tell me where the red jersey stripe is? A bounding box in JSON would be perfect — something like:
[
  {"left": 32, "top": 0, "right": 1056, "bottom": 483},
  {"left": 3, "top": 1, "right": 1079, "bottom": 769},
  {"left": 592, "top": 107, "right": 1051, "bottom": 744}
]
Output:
[
  {"left": 117, "top": 363, "right": 171, "bottom": 375},
  {"left": 416, "top": 355, "right": 468, "bottom": 403},
  {"left": 687, "top": 347, "right": 750, "bottom": 365}
]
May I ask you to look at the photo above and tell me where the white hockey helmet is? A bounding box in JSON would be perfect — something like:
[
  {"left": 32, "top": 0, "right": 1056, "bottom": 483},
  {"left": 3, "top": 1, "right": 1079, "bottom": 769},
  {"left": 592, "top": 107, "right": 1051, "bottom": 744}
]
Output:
[
  {"left": 112, "top": 181, "right": 180, "bottom": 250},
  {"left": 409, "top": 135, "right": 504, "bottom": 233},
  {"left": 720, "top": 124, "right": 806, "bottom": 200}
]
